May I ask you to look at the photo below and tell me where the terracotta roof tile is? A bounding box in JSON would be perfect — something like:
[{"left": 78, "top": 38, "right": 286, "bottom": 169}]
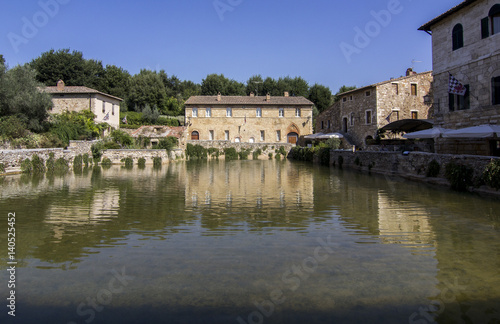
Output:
[
  {"left": 185, "top": 95, "right": 313, "bottom": 106},
  {"left": 44, "top": 86, "right": 123, "bottom": 101}
]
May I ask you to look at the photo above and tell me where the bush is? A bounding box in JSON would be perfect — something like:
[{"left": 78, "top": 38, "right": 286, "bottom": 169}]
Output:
[
  {"left": 426, "top": 159, "right": 441, "bottom": 178},
  {"left": 275, "top": 153, "right": 282, "bottom": 160},
  {"left": 445, "top": 162, "right": 473, "bottom": 191},
  {"left": 0, "top": 115, "right": 28, "bottom": 139},
  {"left": 325, "top": 138, "right": 341, "bottom": 150},
  {"left": 73, "top": 154, "right": 83, "bottom": 170},
  {"left": 31, "top": 154, "right": 45, "bottom": 174},
  {"left": 208, "top": 148, "right": 220, "bottom": 158},
  {"left": 186, "top": 143, "right": 207, "bottom": 160},
  {"left": 110, "top": 130, "right": 133, "bottom": 147},
  {"left": 83, "top": 153, "right": 90, "bottom": 167},
  {"left": 91, "top": 142, "right": 104, "bottom": 160},
  {"left": 157, "top": 136, "right": 178, "bottom": 152},
  {"left": 0, "top": 163, "right": 5, "bottom": 173},
  {"left": 103, "top": 141, "right": 121, "bottom": 150},
  {"left": 278, "top": 146, "right": 287, "bottom": 156},
  {"left": 54, "top": 157, "right": 69, "bottom": 173},
  {"left": 153, "top": 156, "right": 162, "bottom": 167},
  {"left": 121, "top": 157, "right": 134, "bottom": 168},
  {"left": 268, "top": 152, "right": 273, "bottom": 160},
  {"left": 253, "top": 149, "right": 262, "bottom": 160},
  {"left": 101, "top": 158, "right": 112, "bottom": 167},
  {"left": 318, "top": 147, "right": 330, "bottom": 166},
  {"left": 156, "top": 117, "right": 180, "bottom": 126},
  {"left": 483, "top": 159, "right": 500, "bottom": 190},
  {"left": 39, "top": 133, "right": 65, "bottom": 148},
  {"left": 238, "top": 148, "right": 251, "bottom": 160},
  {"left": 21, "top": 158, "right": 32, "bottom": 174},
  {"left": 224, "top": 147, "right": 238, "bottom": 161},
  {"left": 138, "top": 157, "right": 146, "bottom": 168}
]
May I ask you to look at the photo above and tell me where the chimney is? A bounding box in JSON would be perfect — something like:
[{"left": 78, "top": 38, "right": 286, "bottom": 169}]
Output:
[
  {"left": 284, "top": 91, "right": 289, "bottom": 97},
  {"left": 406, "top": 68, "right": 416, "bottom": 76},
  {"left": 217, "top": 92, "right": 222, "bottom": 101},
  {"left": 266, "top": 93, "right": 271, "bottom": 101},
  {"left": 250, "top": 92, "right": 255, "bottom": 97},
  {"left": 57, "top": 80, "right": 65, "bottom": 91}
]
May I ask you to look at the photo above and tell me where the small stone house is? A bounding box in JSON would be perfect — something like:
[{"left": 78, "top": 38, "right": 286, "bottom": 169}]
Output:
[
  {"left": 126, "top": 126, "right": 187, "bottom": 148},
  {"left": 419, "top": 0, "right": 500, "bottom": 156},
  {"left": 184, "top": 93, "right": 314, "bottom": 144},
  {"left": 44, "top": 80, "right": 123, "bottom": 130},
  {"left": 317, "top": 70, "right": 433, "bottom": 148}
]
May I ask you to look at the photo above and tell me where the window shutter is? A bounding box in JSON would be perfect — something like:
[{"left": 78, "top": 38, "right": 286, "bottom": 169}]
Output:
[
  {"left": 449, "top": 93, "right": 455, "bottom": 111},
  {"left": 493, "top": 77, "right": 500, "bottom": 105},
  {"left": 481, "top": 17, "right": 490, "bottom": 39}
]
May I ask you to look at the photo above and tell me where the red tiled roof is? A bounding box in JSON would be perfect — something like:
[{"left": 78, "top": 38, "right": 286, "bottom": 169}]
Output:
[
  {"left": 185, "top": 95, "right": 313, "bottom": 106},
  {"left": 44, "top": 86, "right": 123, "bottom": 101}
]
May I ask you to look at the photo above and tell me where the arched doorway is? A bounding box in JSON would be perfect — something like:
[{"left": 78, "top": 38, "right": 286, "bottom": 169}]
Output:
[
  {"left": 287, "top": 132, "right": 299, "bottom": 144},
  {"left": 235, "top": 137, "right": 241, "bottom": 143},
  {"left": 249, "top": 137, "right": 255, "bottom": 143},
  {"left": 191, "top": 131, "right": 199, "bottom": 140}
]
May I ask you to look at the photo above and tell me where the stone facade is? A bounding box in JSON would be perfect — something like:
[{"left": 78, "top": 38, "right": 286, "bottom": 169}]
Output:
[
  {"left": 184, "top": 94, "right": 314, "bottom": 145},
  {"left": 419, "top": 0, "right": 500, "bottom": 156},
  {"left": 45, "top": 80, "right": 122, "bottom": 129},
  {"left": 317, "top": 71, "right": 433, "bottom": 148}
]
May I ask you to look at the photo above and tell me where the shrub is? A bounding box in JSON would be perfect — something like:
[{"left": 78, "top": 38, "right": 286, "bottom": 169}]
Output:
[
  {"left": 426, "top": 159, "right": 441, "bottom": 178},
  {"left": 46, "top": 153, "right": 55, "bottom": 173},
  {"left": 91, "top": 142, "right": 104, "bottom": 160},
  {"left": 318, "top": 147, "right": 330, "bottom": 166},
  {"left": 54, "top": 158, "right": 69, "bottom": 173},
  {"left": 325, "top": 138, "right": 341, "bottom": 150},
  {"left": 110, "top": 130, "right": 133, "bottom": 147},
  {"left": 268, "top": 152, "right": 273, "bottom": 160},
  {"left": 121, "top": 157, "right": 134, "bottom": 168},
  {"left": 157, "top": 136, "right": 178, "bottom": 152},
  {"left": 138, "top": 157, "right": 146, "bottom": 168},
  {"left": 21, "top": 158, "right": 32, "bottom": 174},
  {"left": 253, "top": 149, "right": 262, "bottom": 160},
  {"left": 83, "top": 153, "right": 90, "bottom": 167},
  {"left": 0, "top": 115, "right": 28, "bottom": 139},
  {"left": 186, "top": 144, "right": 207, "bottom": 160},
  {"left": 0, "top": 163, "right": 5, "bottom": 173},
  {"left": 73, "top": 154, "right": 83, "bottom": 170},
  {"left": 39, "top": 133, "right": 65, "bottom": 148},
  {"left": 483, "top": 159, "right": 500, "bottom": 190},
  {"left": 208, "top": 148, "right": 220, "bottom": 158},
  {"left": 278, "top": 146, "right": 287, "bottom": 156},
  {"left": 101, "top": 157, "right": 112, "bottom": 167},
  {"left": 31, "top": 154, "right": 45, "bottom": 174},
  {"left": 224, "top": 147, "right": 238, "bottom": 161},
  {"left": 275, "top": 153, "right": 282, "bottom": 160},
  {"left": 103, "top": 141, "right": 121, "bottom": 150},
  {"left": 153, "top": 156, "right": 162, "bottom": 167},
  {"left": 238, "top": 148, "right": 251, "bottom": 160},
  {"left": 445, "top": 162, "right": 473, "bottom": 191}
]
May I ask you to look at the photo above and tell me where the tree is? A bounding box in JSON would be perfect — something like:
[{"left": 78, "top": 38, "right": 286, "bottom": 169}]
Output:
[
  {"left": 0, "top": 65, "right": 52, "bottom": 131},
  {"left": 102, "top": 65, "right": 131, "bottom": 99},
  {"left": 142, "top": 104, "right": 160, "bottom": 124},
  {"left": 246, "top": 75, "right": 265, "bottom": 96},
  {"left": 262, "top": 77, "right": 277, "bottom": 96},
  {"left": 201, "top": 73, "right": 229, "bottom": 95},
  {"left": 334, "top": 85, "right": 357, "bottom": 102},
  {"left": 308, "top": 84, "right": 333, "bottom": 113},
  {"left": 127, "top": 70, "right": 168, "bottom": 112}
]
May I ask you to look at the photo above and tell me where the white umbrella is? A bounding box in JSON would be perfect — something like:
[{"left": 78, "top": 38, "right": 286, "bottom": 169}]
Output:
[
  {"left": 403, "top": 127, "right": 451, "bottom": 139},
  {"left": 304, "top": 133, "right": 325, "bottom": 139},
  {"left": 317, "top": 133, "right": 344, "bottom": 139},
  {"left": 442, "top": 125, "right": 500, "bottom": 138}
]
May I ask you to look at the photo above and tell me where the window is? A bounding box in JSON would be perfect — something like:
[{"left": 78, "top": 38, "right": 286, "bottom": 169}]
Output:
[
  {"left": 192, "top": 108, "right": 198, "bottom": 117},
  {"left": 279, "top": 108, "right": 284, "bottom": 117},
  {"left": 349, "top": 96, "right": 353, "bottom": 101},
  {"left": 411, "top": 84, "right": 418, "bottom": 96},
  {"left": 392, "top": 83, "right": 399, "bottom": 95},
  {"left": 321, "top": 121, "right": 324, "bottom": 129},
  {"left": 102, "top": 101, "right": 105, "bottom": 113},
  {"left": 112, "top": 104, "right": 115, "bottom": 115},
  {"left": 226, "top": 108, "right": 232, "bottom": 117},
  {"left": 411, "top": 111, "right": 418, "bottom": 119},
  {"left": 482, "top": 17, "right": 490, "bottom": 39},
  {"left": 235, "top": 137, "right": 241, "bottom": 143},
  {"left": 392, "top": 110, "right": 400, "bottom": 121},
  {"left": 342, "top": 97, "right": 347, "bottom": 102},
  {"left": 295, "top": 108, "right": 301, "bottom": 117},
  {"left": 225, "top": 130, "right": 229, "bottom": 141},
  {"left": 328, "top": 120, "right": 331, "bottom": 129},
  {"left": 191, "top": 131, "right": 199, "bottom": 140},
  {"left": 209, "top": 130, "right": 214, "bottom": 141},
  {"left": 448, "top": 84, "right": 470, "bottom": 111},
  {"left": 260, "top": 130, "right": 265, "bottom": 142},
  {"left": 492, "top": 76, "right": 500, "bottom": 105},
  {"left": 491, "top": 4, "right": 500, "bottom": 35},
  {"left": 276, "top": 130, "right": 281, "bottom": 142},
  {"left": 452, "top": 24, "right": 464, "bottom": 50},
  {"left": 350, "top": 113, "right": 355, "bottom": 126},
  {"left": 249, "top": 137, "right": 255, "bottom": 143},
  {"left": 366, "top": 91, "right": 371, "bottom": 97},
  {"left": 365, "top": 110, "right": 372, "bottom": 125},
  {"left": 206, "top": 108, "right": 211, "bottom": 117},
  {"left": 256, "top": 108, "right": 262, "bottom": 117}
]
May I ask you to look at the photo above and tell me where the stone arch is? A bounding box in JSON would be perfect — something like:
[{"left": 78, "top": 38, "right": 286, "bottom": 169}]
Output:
[{"left": 191, "top": 131, "right": 200, "bottom": 140}]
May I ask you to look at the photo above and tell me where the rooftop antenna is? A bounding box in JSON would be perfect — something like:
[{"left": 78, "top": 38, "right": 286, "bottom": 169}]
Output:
[{"left": 411, "top": 59, "right": 422, "bottom": 70}]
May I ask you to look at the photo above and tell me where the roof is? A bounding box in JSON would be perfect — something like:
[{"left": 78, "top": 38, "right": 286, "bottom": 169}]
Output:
[
  {"left": 418, "top": 0, "right": 477, "bottom": 32},
  {"left": 44, "top": 86, "right": 123, "bottom": 101},
  {"left": 185, "top": 95, "right": 314, "bottom": 106},
  {"left": 337, "top": 71, "right": 433, "bottom": 97},
  {"left": 128, "top": 126, "right": 186, "bottom": 139},
  {"left": 380, "top": 119, "right": 434, "bottom": 133}
]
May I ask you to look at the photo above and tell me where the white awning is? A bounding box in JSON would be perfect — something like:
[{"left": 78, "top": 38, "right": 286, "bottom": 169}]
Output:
[{"left": 442, "top": 125, "right": 500, "bottom": 138}]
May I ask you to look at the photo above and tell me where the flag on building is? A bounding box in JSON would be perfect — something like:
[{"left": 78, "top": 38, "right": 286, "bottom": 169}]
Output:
[
  {"left": 385, "top": 112, "right": 393, "bottom": 123},
  {"left": 103, "top": 112, "right": 110, "bottom": 121},
  {"left": 448, "top": 74, "right": 467, "bottom": 96},
  {"left": 122, "top": 116, "right": 127, "bottom": 124}
]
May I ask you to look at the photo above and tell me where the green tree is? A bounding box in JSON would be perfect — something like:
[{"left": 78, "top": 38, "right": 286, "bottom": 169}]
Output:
[
  {"left": 262, "top": 77, "right": 277, "bottom": 96},
  {"left": 127, "top": 69, "right": 168, "bottom": 112},
  {"left": 142, "top": 104, "right": 160, "bottom": 124},
  {"left": 246, "top": 75, "right": 265, "bottom": 96},
  {"left": 201, "top": 73, "right": 229, "bottom": 95},
  {"left": 0, "top": 65, "right": 52, "bottom": 131},
  {"left": 308, "top": 84, "right": 333, "bottom": 113},
  {"left": 103, "top": 64, "right": 131, "bottom": 99}
]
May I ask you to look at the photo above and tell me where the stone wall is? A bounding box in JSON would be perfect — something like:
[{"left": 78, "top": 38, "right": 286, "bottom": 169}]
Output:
[
  {"left": 329, "top": 150, "right": 498, "bottom": 181},
  {"left": 187, "top": 141, "right": 293, "bottom": 158},
  {"left": 101, "top": 149, "right": 183, "bottom": 164}
]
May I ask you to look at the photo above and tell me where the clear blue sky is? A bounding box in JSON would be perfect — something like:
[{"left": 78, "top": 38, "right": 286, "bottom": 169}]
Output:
[{"left": 0, "top": 0, "right": 462, "bottom": 93}]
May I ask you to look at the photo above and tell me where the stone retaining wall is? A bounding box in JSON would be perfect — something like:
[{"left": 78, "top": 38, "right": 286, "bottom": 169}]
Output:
[
  {"left": 102, "top": 149, "right": 184, "bottom": 164},
  {"left": 330, "top": 150, "right": 498, "bottom": 180},
  {"left": 187, "top": 141, "right": 293, "bottom": 156}
]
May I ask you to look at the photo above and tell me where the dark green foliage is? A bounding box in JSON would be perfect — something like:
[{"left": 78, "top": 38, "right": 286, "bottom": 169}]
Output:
[
  {"left": 445, "top": 162, "right": 473, "bottom": 191},
  {"left": 121, "top": 157, "right": 134, "bottom": 168},
  {"left": 208, "top": 148, "right": 220, "bottom": 158},
  {"left": 483, "top": 159, "right": 500, "bottom": 190},
  {"left": 83, "top": 153, "right": 89, "bottom": 167},
  {"left": 153, "top": 157, "right": 162, "bottom": 167},
  {"left": 238, "top": 148, "right": 252, "bottom": 160},
  {"left": 138, "top": 158, "right": 146, "bottom": 168},
  {"left": 103, "top": 142, "right": 121, "bottom": 150},
  {"left": 50, "top": 111, "right": 103, "bottom": 146},
  {"left": 21, "top": 158, "right": 32, "bottom": 174},
  {"left": 278, "top": 146, "right": 287, "bottom": 156},
  {"left": 201, "top": 74, "right": 245, "bottom": 96},
  {"left": 142, "top": 105, "right": 160, "bottom": 124},
  {"left": 91, "top": 142, "right": 103, "bottom": 160},
  {"left": 0, "top": 115, "right": 28, "bottom": 139},
  {"left": 275, "top": 153, "right": 282, "bottom": 160},
  {"left": 157, "top": 136, "right": 178, "bottom": 152},
  {"left": 426, "top": 159, "right": 441, "bottom": 177},
  {"left": 268, "top": 152, "right": 273, "bottom": 160},
  {"left": 0, "top": 163, "right": 5, "bottom": 173},
  {"left": 73, "top": 155, "right": 83, "bottom": 170},
  {"left": 110, "top": 130, "right": 133, "bottom": 147},
  {"left": 31, "top": 154, "right": 45, "bottom": 174},
  {"left": 186, "top": 144, "right": 207, "bottom": 160},
  {"left": 101, "top": 157, "right": 112, "bottom": 167},
  {"left": 54, "top": 158, "right": 69, "bottom": 173},
  {"left": 253, "top": 149, "right": 262, "bottom": 160},
  {"left": 308, "top": 84, "right": 333, "bottom": 113},
  {"left": 318, "top": 148, "right": 330, "bottom": 166},
  {"left": 224, "top": 147, "right": 238, "bottom": 161}
]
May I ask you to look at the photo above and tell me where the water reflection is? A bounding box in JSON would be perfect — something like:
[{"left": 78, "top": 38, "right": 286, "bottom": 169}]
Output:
[{"left": 0, "top": 161, "right": 499, "bottom": 324}]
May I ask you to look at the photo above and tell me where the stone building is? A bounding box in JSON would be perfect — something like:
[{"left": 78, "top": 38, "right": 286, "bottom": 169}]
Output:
[
  {"left": 184, "top": 93, "right": 314, "bottom": 144},
  {"left": 419, "top": 0, "right": 500, "bottom": 156},
  {"left": 317, "top": 70, "right": 433, "bottom": 148},
  {"left": 44, "top": 80, "right": 122, "bottom": 129}
]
